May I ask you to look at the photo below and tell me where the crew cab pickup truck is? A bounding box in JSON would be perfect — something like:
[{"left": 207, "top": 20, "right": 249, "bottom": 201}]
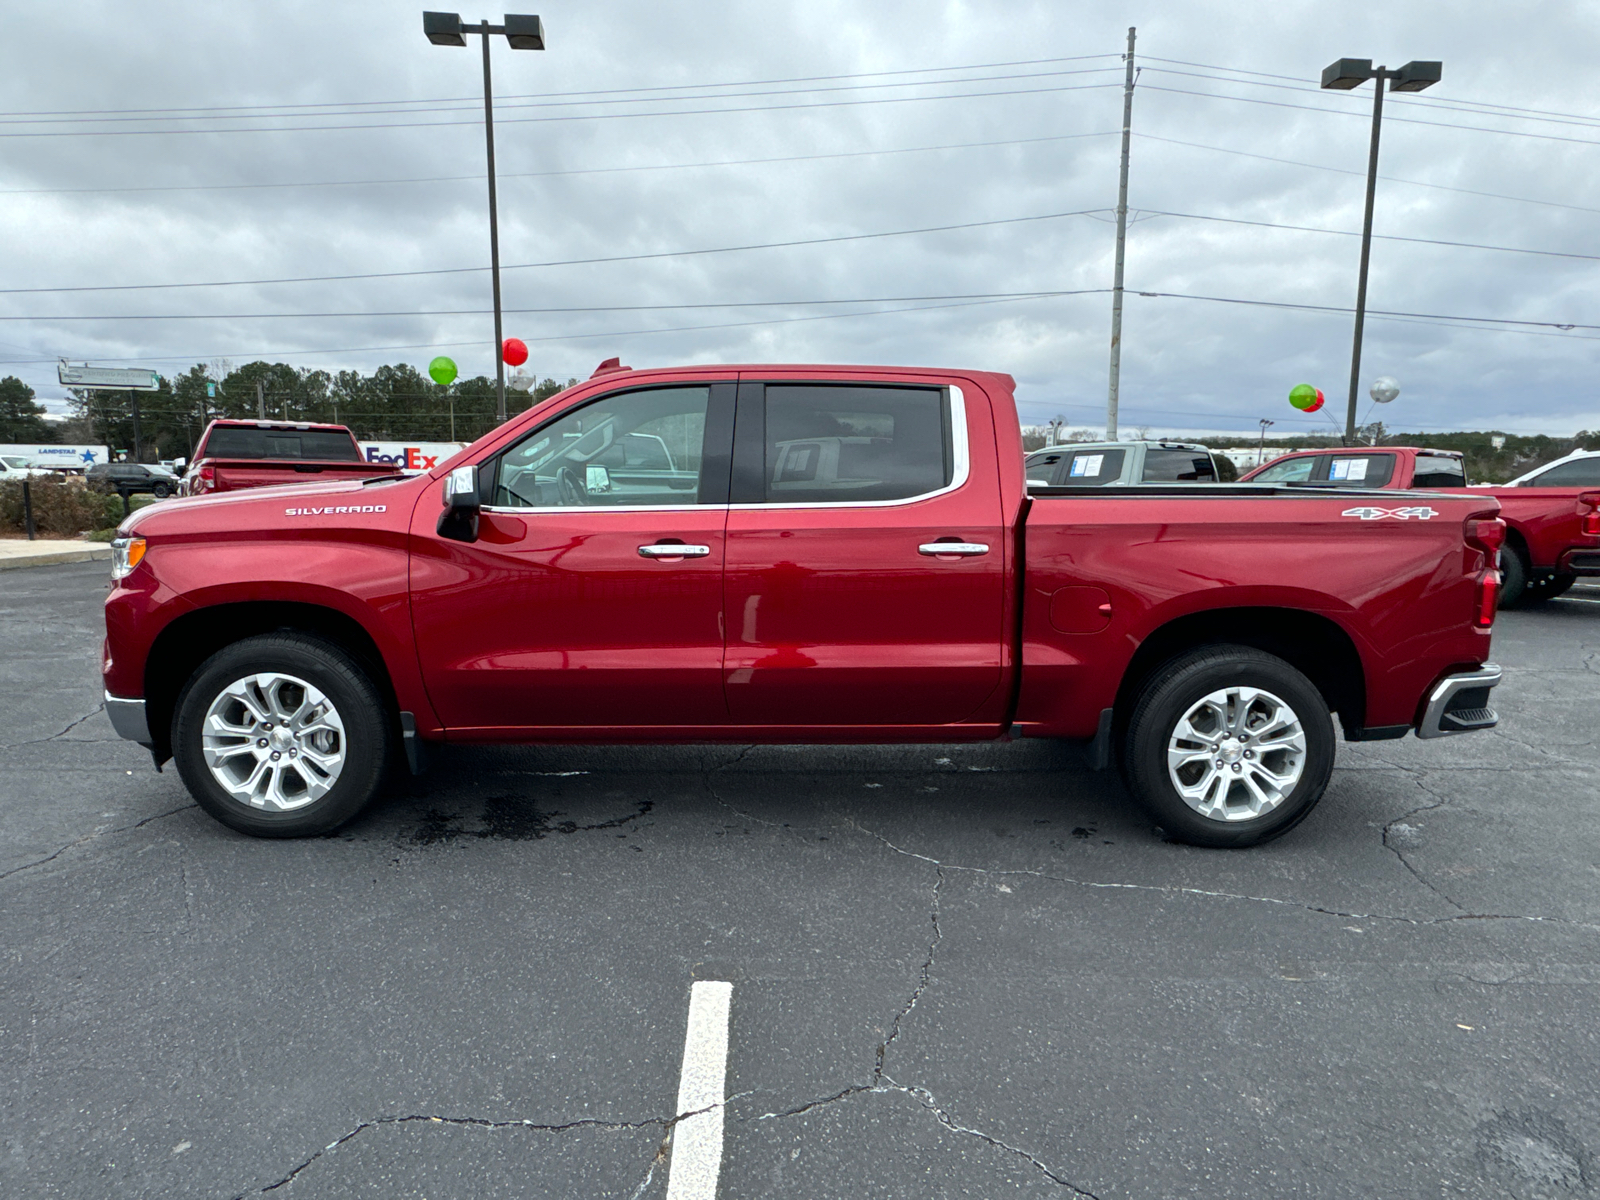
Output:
[
  {"left": 180, "top": 419, "right": 394, "bottom": 496},
  {"left": 103, "top": 363, "right": 1505, "bottom": 848},
  {"left": 1025, "top": 440, "right": 1223, "bottom": 486},
  {"left": 1243, "top": 446, "right": 1600, "bottom": 606}
]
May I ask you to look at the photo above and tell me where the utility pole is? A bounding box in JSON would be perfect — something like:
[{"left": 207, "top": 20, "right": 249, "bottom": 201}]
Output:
[
  {"left": 480, "top": 21, "right": 508, "bottom": 424},
  {"left": 256, "top": 379, "right": 265, "bottom": 420},
  {"left": 1258, "top": 418, "right": 1274, "bottom": 467},
  {"left": 130, "top": 389, "right": 143, "bottom": 462},
  {"left": 1105, "top": 26, "right": 1136, "bottom": 441}
]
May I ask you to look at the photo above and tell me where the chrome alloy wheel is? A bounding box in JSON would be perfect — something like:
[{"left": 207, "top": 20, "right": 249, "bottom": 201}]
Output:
[
  {"left": 201, "top": 673, "right": 346, "bottom": 811},
  {"left": 1166, "top": 686, "right": 1307, "bottom": 822}
]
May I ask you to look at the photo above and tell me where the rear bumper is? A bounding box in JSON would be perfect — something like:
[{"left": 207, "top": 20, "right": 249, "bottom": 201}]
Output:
[
  {"left": 1556, "top": 549, "right": 1600, "bottom": 577},
  {"left": 104, "top": 691, "right": 151, "bottom": 744},
  {"left": 1416, "top": 663, "right": 1501, "bottom": 739}
]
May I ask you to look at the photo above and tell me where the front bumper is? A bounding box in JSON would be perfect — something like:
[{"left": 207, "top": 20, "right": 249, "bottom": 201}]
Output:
[
  {"left": 104, "top": 691, "right": 151, "bottom": 744},
  {"left": 1416, "top": 664, "right": 1501, "bottom": 739}
]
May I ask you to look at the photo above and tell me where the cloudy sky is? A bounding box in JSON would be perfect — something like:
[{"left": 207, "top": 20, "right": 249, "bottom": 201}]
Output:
[{"left": 2, "top": 0, "right": 1597, "bottom": 437}]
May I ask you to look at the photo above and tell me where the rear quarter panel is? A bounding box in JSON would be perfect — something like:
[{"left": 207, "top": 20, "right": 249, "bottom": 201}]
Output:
[{"left": 1017, "top": 490, "right": 1496, "bottom": 737}]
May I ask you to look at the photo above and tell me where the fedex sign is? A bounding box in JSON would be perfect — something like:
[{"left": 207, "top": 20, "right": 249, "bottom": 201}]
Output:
[{"left": 359, "top": 442, "right": 465, "bottom": 474}]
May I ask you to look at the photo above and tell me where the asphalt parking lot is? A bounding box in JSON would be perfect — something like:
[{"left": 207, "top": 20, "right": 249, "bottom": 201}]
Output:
[{"left": 3, "top": 560, "right": 1598, "bottom": 1199}]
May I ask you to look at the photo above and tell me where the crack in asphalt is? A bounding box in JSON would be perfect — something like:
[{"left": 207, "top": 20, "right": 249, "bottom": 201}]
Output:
[
  {"left": 1381, "top": 767, "right": 1466, "bottom": 912},
  {"left": 840, "top": 818, "right": 1599, "bottom": 934},
  {"left": 874, "top": 868, "right": 942, "bottom": 1083},
  {"left": 0, "top": 803, "right": 197, "bottom": 883},
  {"left": 751, "top": 1081, "right": 1103, "bottom": 1197},
  {"left": 1, "top": 701, "right": 107, "bottom": 750},
  {"left": 239, "top": 1104, "right": 721, "bottom": 1197}
]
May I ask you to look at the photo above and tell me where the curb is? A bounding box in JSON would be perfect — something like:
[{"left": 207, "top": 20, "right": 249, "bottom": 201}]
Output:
[{"left": 0, "top": 544, "right": 112, "bottom": 572}]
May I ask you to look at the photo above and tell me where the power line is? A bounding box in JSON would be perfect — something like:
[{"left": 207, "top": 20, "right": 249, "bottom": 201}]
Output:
[
  {"left": 1130, "top": 288, "right": 1600, "bottom": 332},
  {"left": 1138, "top": 83, "right": 1600, "bottom": 149},
  {"left": 0, "top": 80, "right": 1126, "bottom": 139},
  {"left": 1133, "top": 131, "right": 1600, "bottom": 217},
  {"left": 0, "top": 65, "right": 1124, "bottom": 128},
  {"left": 0, "top": 208, "right": 1110, "bottom": 295},
  {"left": 0, "top": 53, "right": 1122, "bottom": 119},
  {"left": 0, "top": 130, "right": 1119, "bottom": 197},
  {"left": 1140, "top": 65, "right": 1600, "bottom": 133},
  {"left": 0, "top": 291, "right": 1113, "bottom": 367},
  {"left": 0, "top": 290, "right": 1096, "bottom": 322},
  {"left": 1136, "top": 207, "right": 1600, "bottom": 264}
]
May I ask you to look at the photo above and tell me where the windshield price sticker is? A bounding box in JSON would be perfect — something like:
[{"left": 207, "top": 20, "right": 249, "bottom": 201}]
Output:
[
  {"left": 1330, "top": 458, "right": 1369, "bottom": 481},
  {"left": 1341, "top": 506, "right": 1438, "bottom": 521}
]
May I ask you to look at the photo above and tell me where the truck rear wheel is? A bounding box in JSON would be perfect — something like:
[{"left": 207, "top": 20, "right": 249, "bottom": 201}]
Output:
[
  {"left": 172, "top": 634, "right": 391, "bottom": 838},
  {"left": 1122, "top": 645, "right": 1335, "bottom": 848}
]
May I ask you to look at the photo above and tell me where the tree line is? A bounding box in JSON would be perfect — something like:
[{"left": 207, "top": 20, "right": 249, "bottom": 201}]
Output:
[{"left": 47, "top": 362, "right": 577, "bottom": 462}]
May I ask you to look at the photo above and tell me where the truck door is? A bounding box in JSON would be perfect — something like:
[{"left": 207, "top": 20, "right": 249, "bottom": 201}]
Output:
[
  {"left": 722, "top": 379, "right": 1006, "bottom": 728},
  {"left": 409, "top": 381, "right": 735, "bottom": 733}
]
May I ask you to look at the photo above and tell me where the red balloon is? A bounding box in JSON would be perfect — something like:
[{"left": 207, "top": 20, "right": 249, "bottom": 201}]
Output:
[{"left": 501, "top": 337, "right": 528, "bottom": 367}]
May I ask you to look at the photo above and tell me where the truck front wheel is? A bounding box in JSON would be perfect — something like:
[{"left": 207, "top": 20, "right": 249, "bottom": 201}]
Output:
[
  {"left": 172, "top": 633, "right": 392, "bottom": 838},
  {"left": 1123, "top": 646, "right": 1335, "bottom": 848}
]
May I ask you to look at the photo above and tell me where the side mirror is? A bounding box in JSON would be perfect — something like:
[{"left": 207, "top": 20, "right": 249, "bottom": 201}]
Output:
[{"left": 437, "top": 464, "right": 480, "bottom": 543}]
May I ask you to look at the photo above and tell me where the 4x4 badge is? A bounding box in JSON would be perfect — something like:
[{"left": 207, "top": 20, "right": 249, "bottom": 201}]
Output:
[{"left": 1341, "top": 505, "right": 1438, "bottom": 520}]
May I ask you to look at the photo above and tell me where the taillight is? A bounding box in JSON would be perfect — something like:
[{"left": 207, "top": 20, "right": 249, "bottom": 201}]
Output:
[
  {"left": 197, "top": 464, "right": 215, "bottom": 493},
  {"left": 1579, "top": 491, "right": 1600, "bottom": 537},
  {"left": 1475, "top": 571, "right": 1499, "bottom": 627},
  {"left": 1464, "top": 516, "right": 1506, "bottom": 555}
]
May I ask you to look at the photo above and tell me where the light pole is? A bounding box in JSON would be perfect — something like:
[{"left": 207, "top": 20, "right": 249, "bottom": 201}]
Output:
[
  {"left": 1321, "top": 56, "right": 1440, "bottom": 445},
  {"left": 1258, "top": 418, "right": 1274, "bottom": 467},
  {"left": 424, "top": 11, "right": 546, "bottom": 424}
]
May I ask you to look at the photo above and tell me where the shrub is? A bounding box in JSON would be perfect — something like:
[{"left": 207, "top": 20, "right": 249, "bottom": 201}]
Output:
[{"left": 0, "top": 479, "right": 126, "bottom": 536}]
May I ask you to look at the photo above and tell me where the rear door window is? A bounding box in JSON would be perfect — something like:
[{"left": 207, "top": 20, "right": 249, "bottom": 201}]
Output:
[
  {"left": 1253, "top": 455, "right": 1320, "bottom": 483},
  {"left": 1059, "top": 448, "right": 1126, "bottom": 485},
  {"left": 1321, "top": 453, "right": 1395, "bottom": 486},
  {"left": 1025, "top": 452, "right": 1064, "bottom": 485},
  {"left": 1527, "top": 457, "right": 1600, "bottom": 487},
  {"left": 1142, "top": 449, "right": 1216, "bottom": 482},
  {"left": 1410, "top": 454, "right": 1466, "bottom": 488},
  {"left": 762, "top": 385, "right": 950, "bottom": 503}
]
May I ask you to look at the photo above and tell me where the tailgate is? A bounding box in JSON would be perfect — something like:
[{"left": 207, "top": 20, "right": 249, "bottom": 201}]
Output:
[{"left": 212, "top": 460, "right": 396, "bottom": 490}]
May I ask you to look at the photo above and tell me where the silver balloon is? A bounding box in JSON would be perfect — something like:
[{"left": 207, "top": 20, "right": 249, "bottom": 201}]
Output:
[{"left": 1369, "top": 376, "right": 1400, "bottom": 404}]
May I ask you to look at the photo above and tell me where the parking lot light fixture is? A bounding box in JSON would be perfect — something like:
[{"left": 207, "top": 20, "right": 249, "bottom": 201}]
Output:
[
  {"left": 1321, "top": 56, "right": 1441, "bottom": 444},
  {"left": 422, "top": 12, "right": 546, "bottom": 423}
]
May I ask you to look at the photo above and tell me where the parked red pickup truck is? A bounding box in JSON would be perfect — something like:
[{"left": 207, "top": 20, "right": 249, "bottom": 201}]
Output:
[
  {"left": 1242, "top": 446, "right": 1600, "bottom": 605},
  {"left": 104, "top": 363, "right": 1504, "bottom": 848},
  {"left": 179, "top": 418, "right": 394, "bottom": 496}
]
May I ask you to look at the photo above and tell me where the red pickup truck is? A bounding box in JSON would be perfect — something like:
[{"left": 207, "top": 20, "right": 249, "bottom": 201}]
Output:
[
  {"left": 103, "top": 363, "right": 1504, "bottom": 848},
  {"left": 179, "top": 418, "right": 394, "bottom": 496},
  {"left": 1242, "top": 446, "right": 1600, "bottom": 606}
]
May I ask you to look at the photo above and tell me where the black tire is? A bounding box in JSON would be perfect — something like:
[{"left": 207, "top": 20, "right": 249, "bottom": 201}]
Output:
[
  {"left": 151, "top": 483, "right": 171, "bottom": 499},
  {"left": 1122, "top": 645, "right": 1336, "bottom": 848},
  {"left": 172, "top": 633, "right": 391, "bottom": 838},
  {"left": 1498, "top": 546, "right": 1529, "bottom": 608},
  {"left": 1519, "top": 572, "right": 1576, "bottom": 605}
]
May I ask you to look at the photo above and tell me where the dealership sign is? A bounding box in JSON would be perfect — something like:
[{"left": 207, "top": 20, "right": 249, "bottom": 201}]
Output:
[
  {"left": 358, "top": 442, "right": 465, "bottom": 473},
  {"left": 57, "top": 364, "right": 160, "bottom": 390}
]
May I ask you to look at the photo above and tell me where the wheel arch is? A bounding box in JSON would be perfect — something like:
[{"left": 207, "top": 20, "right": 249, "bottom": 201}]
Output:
[
  {"left": 1113, "top": 606, "right": 1367, "bottom": 740},
  {"left": 144, "top": 601, "right": 400, "bottom": 763}
]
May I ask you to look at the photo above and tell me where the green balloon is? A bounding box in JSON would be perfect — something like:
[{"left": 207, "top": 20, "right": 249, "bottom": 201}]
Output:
[{"left": 428, "top": 356, "right": 458, "bottom": 386}]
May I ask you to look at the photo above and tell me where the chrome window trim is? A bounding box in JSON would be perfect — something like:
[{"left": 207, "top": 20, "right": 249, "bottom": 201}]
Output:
[
  {"left": 729, "top": 383, "right": 969, "bottom": 511},
  {"left": 480, "top": 383, "right": 970, "bottom": 515}
]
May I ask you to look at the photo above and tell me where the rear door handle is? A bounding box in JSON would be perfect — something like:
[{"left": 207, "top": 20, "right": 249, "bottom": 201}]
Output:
[
  {"left": 918, "top": 542, "right": 990, "bottom": 557},
  {"left": 638, "top": 543, "right": 712, "bottom": 558}
]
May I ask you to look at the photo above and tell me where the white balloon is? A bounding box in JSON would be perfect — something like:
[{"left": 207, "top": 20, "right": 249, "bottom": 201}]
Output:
[{"left": 1369, "top": 376, "right": 1400, "bottom": 404}]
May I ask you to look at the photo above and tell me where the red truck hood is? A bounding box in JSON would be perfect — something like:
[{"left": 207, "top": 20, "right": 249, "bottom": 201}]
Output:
[{"left": 120, "top": 474, "right": 419, "bottom": 537}]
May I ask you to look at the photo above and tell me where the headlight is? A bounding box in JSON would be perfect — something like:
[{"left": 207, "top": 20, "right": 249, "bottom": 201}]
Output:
[{"left": 111, "top": 536, "right": 147, "bottom": 580}]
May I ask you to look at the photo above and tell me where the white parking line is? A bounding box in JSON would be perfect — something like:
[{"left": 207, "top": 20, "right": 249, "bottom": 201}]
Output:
[{"left": 665, "top": 980, "right": 733, "bottom": 1200}]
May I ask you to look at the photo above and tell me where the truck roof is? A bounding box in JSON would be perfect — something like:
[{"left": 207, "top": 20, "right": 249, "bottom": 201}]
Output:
[
  {"left": 204, "top": 418, "right": 353, "bottom": 432},
  {"left": 1028, "top": 440, "right": 1211, "bottom": 454}
]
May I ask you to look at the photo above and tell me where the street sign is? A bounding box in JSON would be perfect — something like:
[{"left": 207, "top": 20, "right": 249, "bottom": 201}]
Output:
[{"left": 57, "top": 364, "right": 159, "bottom": 390}]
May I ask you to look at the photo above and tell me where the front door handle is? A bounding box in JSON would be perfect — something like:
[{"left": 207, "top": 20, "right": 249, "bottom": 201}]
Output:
[
  {"left": 918, "top": 541, "right": 990, "bottom": 557},
  {"left": 638, "top": 543, "right": 712, "bottom": 559}
]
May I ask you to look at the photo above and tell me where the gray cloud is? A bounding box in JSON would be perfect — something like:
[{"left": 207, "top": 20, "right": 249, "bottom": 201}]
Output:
[{"left": 1, "top": 0, "right": 1597, "bottom": 436}]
